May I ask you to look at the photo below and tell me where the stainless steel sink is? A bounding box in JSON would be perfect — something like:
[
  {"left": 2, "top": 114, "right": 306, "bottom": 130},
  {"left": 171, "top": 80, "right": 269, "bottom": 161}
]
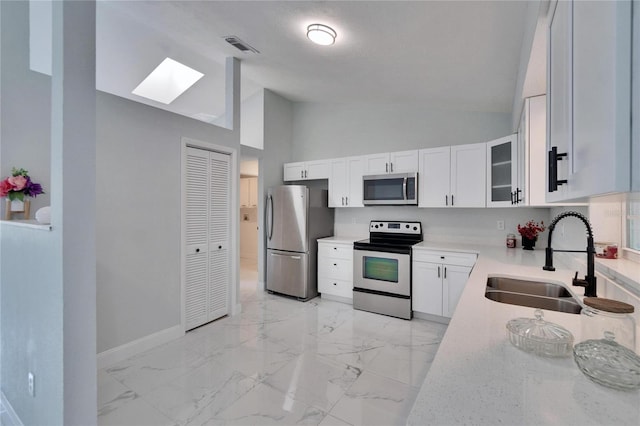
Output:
[
  {"left": 485, "top": 276, "right": 582, "bottom": 314},
  {"left": 486, "top": 277, "right": 572, "bottom": 298}
]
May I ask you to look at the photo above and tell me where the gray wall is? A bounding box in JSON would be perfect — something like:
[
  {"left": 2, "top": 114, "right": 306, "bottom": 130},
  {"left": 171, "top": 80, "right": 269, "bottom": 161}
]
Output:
[
  {"left": 257, "top": 90, "right": 295, "bottom": 282},
  {"left": 1, "top": 1, "right": 97, "bottom": 424},
  {"left": 291, "top": 102, "right": 513, "bottom": 160},
  {"left": 96, "top": 91, "right": 240, "bottom": 353},
  {"left": 0, "top": 1, "right": 51, "bottom": 218}
]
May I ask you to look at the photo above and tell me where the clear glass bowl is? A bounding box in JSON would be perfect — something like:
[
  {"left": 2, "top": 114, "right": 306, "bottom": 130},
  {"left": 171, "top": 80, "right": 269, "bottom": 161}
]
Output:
[
  {"left": 506, "top": 309, "right": 574, "bottom": 357},
  {"left": 573, "top": 332, "right": 640, "bottom": 391}
]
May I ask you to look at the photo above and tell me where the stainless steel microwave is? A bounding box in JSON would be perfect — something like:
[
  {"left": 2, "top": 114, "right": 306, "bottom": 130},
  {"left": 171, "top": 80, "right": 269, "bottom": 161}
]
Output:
[{"left": 362, "top": 172, "right": 418, "bottom": 205}]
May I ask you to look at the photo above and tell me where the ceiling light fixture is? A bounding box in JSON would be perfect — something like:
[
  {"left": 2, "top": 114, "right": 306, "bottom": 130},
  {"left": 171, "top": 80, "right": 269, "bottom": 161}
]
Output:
[
  {"left": 132, "top": 57, "right": 204, "bottom": 104},
  {"left": 306, "top": 24, "right": 337, "bottom": 46}
]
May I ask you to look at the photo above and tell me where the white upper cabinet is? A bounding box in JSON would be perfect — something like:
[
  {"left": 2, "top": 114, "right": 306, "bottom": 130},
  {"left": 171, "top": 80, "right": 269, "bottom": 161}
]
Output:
[
  {"left": 363, "top": 150, "right": 419, "bottom": 175},
  {"left": 283, "top": 159, "right": 331, "bottom": 181},
  {"left": 546, "top": 0, "right": 631, "bottom": 201},
  {"left": 419, "top": 146, "right": 450, "bottom": 207},
  {"left": 486, "top": 134, "right": 519, "bottom": 208},
  {"left": 329, "top": 157, "right": 364, "bottom": 208},
  {"left": 240, "top": 177, "right": 258, "bottom": 208},
  {"left": 450, "top": 143, "right": 486, "bottom": 208},
  {"left": 419, "top": 143, "right": 486, "bottom": 208}
]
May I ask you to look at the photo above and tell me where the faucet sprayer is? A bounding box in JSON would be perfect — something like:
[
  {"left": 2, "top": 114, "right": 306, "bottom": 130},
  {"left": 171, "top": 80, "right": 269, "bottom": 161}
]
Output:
[{"left": 542, "top": 211, "right": 597, "bottom": 297}]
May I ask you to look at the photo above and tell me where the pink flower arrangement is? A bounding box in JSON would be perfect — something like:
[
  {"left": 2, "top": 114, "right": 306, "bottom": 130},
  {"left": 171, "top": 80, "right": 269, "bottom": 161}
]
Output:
[
  {"left": 517, "top": 220, "right": 545, "bottom": 240},
  {"left": 0, "top": 168, "right": 44, "bottom": 201}
]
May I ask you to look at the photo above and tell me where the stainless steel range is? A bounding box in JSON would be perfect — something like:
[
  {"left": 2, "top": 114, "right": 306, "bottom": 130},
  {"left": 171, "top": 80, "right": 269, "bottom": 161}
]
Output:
[{"left": 353, "top": 221, "right": 422, "bottom": 320}]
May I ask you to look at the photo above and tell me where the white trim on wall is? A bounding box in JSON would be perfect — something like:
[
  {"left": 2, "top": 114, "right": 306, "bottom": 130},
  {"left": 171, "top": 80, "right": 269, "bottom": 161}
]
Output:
[
  {"left": 96, "top": 325, "right": 183, "bottom": 370},
  {"left": 180, "top": 137, "right": 240, "bottom": 334}
]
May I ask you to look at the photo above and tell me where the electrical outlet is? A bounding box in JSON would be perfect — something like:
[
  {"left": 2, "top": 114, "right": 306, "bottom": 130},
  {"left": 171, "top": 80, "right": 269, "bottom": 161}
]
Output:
[
  {"left": 28, "top": 372, "right": 35, "bottom": 397},
  {"left": 497, "top": 220, "right": 505, "bottom": 230}
]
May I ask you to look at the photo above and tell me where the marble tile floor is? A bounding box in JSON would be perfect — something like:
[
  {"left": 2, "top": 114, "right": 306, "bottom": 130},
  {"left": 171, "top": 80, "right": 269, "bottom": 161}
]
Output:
[{"left": 98, "top": 262, "right": 447, "bottom": 426}]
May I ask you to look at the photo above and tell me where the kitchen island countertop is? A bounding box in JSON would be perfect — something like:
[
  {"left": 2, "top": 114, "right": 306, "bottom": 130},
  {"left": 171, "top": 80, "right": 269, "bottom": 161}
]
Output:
[{"left": 407, "top": 243, "right": 640, "bottom": 425}]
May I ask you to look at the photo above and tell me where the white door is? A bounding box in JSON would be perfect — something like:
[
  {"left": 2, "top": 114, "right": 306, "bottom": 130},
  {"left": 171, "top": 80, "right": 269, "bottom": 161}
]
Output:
[
  {"left": 283, "top": 162, "right": 305, "bottom": 181},
  {"left": 346, "top": 156, "right": 365, "bottom": 207},
  {"left": 486, "top": 135, "right": 518, "bottom": 208},
  {"left": 451, "top": 143, "right": 486, "bottom": 207},
  {"left": 363, "top": 153, "right": 391, "bottom": 174},
  {"left": 185, "top": 147, "right": 230, "bottom": 331},
  {"left": 328, "top": 158, "right": 347, "bottom": 207},
  {"left": 389, "top": 150, "right": 419, "bottom": 173},
  {"left": 418, "top": 147, "right": 450, "bottom": 207},
  {"left": 412, "top": 261, "right": 443, "bottom": 316},
  {"left": 442, "top": 265, "right": 471, "bottom": 318}
]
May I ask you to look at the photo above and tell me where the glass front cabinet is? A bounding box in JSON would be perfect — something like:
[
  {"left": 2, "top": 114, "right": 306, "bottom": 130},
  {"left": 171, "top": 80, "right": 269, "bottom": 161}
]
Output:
[{"left": 486, "top": 134, "right": 522, "bottom": 207}]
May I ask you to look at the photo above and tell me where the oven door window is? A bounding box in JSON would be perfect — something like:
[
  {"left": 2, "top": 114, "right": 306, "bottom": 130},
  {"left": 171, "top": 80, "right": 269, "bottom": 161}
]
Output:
[
  {"left": 363, "top": 256, "right": 399, "bottom": 283},
  {"left": 363, "top": 178, "right": 405, "bottom": 201}
]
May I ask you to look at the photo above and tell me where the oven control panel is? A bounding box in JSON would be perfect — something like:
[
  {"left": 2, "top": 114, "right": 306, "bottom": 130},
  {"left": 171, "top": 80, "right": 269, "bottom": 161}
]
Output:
[{"left": 369, "top": 221, "right": 421, "bottom": 235}]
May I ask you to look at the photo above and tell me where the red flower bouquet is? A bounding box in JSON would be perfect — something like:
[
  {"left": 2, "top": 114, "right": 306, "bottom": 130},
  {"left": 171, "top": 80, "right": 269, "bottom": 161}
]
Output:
[
  {"left": 0, "top": 168, "right": 44, "bottom": 201},
  {"left": 517, "top": 220, "right": 545, "bottom": 240}
]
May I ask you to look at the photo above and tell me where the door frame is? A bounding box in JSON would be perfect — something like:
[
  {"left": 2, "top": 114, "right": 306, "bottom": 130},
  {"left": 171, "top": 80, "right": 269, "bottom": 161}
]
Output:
[{"left": 180, "top": 137, "right": 240, "bottom": 333}]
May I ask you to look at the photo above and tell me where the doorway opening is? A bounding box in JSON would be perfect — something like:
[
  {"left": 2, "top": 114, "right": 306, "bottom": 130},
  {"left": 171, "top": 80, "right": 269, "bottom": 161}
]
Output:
[{"left": 239, "top": 158, "right": 259, "bottom": 285}]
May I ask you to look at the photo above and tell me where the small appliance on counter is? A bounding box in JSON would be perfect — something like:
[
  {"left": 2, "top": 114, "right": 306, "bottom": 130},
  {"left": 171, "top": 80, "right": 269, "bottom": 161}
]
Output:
[
  {"left": 266, "top": 185, "right": 334, "bottom": 301},
  {"left": 353, "top": 220, "right": 422, "bottom": 319}
]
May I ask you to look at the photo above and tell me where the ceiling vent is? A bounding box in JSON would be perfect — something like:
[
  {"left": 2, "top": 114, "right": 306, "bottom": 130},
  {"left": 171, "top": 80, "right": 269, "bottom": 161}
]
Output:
[{"left": 223, "top": 36, "right": 260, "bottom": 54}]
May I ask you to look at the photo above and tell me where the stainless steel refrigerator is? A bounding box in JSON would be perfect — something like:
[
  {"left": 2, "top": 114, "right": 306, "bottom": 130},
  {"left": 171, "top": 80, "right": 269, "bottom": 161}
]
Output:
[{"left": 266, "top": 185, "right": 334, "bottom": 300}]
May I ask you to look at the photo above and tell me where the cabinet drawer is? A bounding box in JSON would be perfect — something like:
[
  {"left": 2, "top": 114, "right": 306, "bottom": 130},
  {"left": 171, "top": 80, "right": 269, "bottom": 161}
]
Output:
[
  {"left": 318, "top": 277, "right": 353, "bottom": 299},
  {"left": 413, "top": 250, "right": 477, "bottom": 267},
  {"left": 318, "top": 243, "right": 353, "bottom": 260},
  {"left": 319, "top": 257, "right": 353, "bottom": 281}
]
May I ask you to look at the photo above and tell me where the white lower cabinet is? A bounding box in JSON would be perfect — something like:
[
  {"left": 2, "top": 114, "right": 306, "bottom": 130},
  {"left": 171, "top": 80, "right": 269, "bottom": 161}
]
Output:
[
  {"left": 317, "top": 240, "right": 353, "bottom": 301},
  {"left": 412, "top": 249, "right": 476, "bottom": 318}
]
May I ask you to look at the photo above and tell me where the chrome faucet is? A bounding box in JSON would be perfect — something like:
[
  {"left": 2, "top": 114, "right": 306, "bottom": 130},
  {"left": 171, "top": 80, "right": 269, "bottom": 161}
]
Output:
[{"left": 542, "top": 211, "right": 597, "bottom": 297}]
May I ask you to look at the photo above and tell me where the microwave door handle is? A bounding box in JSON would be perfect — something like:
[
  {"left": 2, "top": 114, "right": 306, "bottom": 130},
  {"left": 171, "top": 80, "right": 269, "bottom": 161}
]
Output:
[{"left": 403, "top": 177, "right": 408, "bottom": 201}]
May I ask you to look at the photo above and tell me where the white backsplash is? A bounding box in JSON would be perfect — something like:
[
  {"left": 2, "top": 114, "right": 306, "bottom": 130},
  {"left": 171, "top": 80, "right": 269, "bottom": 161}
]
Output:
[{"left": 334, "top": 206, "right": 551, "bottom": 247}]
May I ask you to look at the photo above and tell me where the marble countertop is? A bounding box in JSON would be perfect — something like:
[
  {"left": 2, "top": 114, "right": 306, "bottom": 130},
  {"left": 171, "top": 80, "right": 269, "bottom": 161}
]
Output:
[
  {"left": 407, "top": 244, "right": 640, "bottom": 425},
  {"left": 317, "top": 236, "right": 364, "bottom": 244}
]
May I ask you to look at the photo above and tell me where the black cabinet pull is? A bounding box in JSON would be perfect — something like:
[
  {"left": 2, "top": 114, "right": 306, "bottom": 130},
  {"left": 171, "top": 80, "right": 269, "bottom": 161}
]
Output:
[
  {"left": 218, "top": 245, "right": 222, "bottom": 249},
  {"left": 516, "top": 188, "right": 522, "bottom": 204},
  {"left": 548, "top": 146, "right": 568, "bottom": 192},
  {"left": 196, "top": 248, "right": 200, "bottom": 253},
  {"left": 510, "top": 191, "right": 515, "bottom": 205}
]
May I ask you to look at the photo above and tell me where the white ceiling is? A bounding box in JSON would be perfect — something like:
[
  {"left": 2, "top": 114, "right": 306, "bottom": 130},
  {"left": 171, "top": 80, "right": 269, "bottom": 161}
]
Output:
[{"left": 96, "top": 1, "right": 531, "bottom": 122}]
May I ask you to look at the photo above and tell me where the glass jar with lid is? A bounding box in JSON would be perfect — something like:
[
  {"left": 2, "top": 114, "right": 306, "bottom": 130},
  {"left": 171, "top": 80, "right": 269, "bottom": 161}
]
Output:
[
  {"left": 574, "top": 297, "right": 640, "bottom": 390},
  {"left": 580, "top": 297, "right": 636, "bottom": 352}
]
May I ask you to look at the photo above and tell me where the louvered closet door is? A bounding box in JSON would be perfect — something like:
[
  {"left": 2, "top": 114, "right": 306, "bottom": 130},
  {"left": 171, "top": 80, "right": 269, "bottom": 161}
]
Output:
[
  {"left": 208, "top": 151, "right": 230, "bottom": 322},
  {"left": 185, "top": 147, "right": 230, "bottom": 330}
]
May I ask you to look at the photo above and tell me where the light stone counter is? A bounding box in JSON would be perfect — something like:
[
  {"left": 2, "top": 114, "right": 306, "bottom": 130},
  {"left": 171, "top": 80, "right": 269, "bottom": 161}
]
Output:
[
  {"left": 317, "top": 235, "right": 364, "bottom": 245},
  {"left": 407, "top": 244, "right": 640, "bottom": 425}
]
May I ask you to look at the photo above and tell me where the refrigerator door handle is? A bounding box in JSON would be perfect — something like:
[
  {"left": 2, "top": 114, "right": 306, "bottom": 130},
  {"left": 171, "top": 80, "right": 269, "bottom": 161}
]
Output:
[
  {"left": 270, "top": 252, "right": 301, "bottom": 260},
  {"left": 267, "top": 195, "right": 274, "bottom": 240}
]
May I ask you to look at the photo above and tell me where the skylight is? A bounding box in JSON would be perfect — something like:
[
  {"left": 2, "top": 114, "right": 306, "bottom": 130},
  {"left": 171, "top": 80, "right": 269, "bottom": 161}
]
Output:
[{"left": 132, "top": 58, "right": 204, "bottom": 104}]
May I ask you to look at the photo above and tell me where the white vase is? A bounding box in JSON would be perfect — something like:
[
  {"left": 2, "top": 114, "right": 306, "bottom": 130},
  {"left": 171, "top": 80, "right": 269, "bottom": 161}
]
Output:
[{"left": 10, "top": 199, "right": 24, "bottom": 211}]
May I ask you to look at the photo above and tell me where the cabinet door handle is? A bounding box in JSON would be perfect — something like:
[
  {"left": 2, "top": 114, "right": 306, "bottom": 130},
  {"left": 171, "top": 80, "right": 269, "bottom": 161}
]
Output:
[
  {"left": 516, "top": 188, "right": 522, "bottom": 204},
  {"left": 390, "top": 162, "right": 394, "bottom": 172},
  {"left": 345, "top": 196, "right": 348, "bottom": 205},
  {"left": 445, "top": 195, "right": 448, "bottom": 206},
  {"left": 196, "top": 248, "right": 200, "bottom": 253},
  {"left": 451, "top": 195, "right": 454, "bottom": 206},
  {"left": 438, "top": 266, "right": 441, "bottom": 278},
  {"left": 341, "top": 196, "right": 345, "bottom": 206},
  {"left": 305, "top": 170, "right": 308, "bottom": 178},
  {"left": 444, "top": 267, "right": 447, "bottom": 279},
  {"left": 386, "top": 163, "right": 389, "bottom": 173},
  {"left": 548, "top": 146, "right": 568, "bottom": 192},
  {"left": 510, "top": 191, "right": 515, "bottom": 205}
]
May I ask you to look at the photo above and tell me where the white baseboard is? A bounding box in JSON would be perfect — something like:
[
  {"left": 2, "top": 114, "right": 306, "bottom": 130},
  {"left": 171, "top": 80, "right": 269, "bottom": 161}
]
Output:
[
  {"left": 1, "top": 391, "right": 24, "bottom": 426},
  {"left": 97, "top": 325, "right": 184, "bottom": 369},
  {"left": 319, "top": 294, "right": 353, "bottom": 305}
]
